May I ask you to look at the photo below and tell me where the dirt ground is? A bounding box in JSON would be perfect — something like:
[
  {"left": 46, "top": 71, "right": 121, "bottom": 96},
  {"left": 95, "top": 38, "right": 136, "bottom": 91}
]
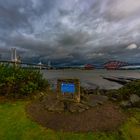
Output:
[
  {"left": 26, "top": 101, "right": 126, "bottom": 132},
  {"left": 0, "top": 96, "right": 15, "bottom": 103}
]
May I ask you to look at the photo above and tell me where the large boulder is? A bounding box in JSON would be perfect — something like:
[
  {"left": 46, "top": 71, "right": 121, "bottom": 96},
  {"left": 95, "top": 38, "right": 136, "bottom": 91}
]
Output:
[
  {"left": 130, "top": 94, "right": 140, "bottom": 107},
  {"left": 120, "top": 101, "right": 132, "bottom": 108}
]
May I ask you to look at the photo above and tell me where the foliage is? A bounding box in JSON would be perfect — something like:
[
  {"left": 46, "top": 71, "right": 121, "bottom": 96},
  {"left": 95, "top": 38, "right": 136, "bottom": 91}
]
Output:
[
  {"left": 118, "top": 80, "right": 140, "bottom": 100},
  {"left": 106, "top": 80, "right": 140, "bottom": 101},
  {"left": 119, "top": 108, "right": 140, "bottom": 140},
  {"left": 0, "top": 64, "right": 48, "bottom": 98}
]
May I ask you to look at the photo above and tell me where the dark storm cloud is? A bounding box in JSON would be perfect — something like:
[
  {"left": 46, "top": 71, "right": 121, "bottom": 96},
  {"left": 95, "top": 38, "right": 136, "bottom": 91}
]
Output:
[
  {"left": 58, "top": 31, "right": 91, "bottom": 46},
  {"left": 0, "top": 0, "right": 140, "bottom": 64}
]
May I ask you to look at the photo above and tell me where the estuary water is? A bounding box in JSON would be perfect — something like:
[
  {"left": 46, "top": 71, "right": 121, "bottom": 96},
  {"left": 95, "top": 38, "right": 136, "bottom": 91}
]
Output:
[{"left": 41, "top": 69, "right": 140, "bottom": 89}]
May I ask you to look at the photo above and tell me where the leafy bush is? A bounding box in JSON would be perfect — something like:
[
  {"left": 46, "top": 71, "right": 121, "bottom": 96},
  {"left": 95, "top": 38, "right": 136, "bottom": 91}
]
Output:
[
  {"left": 118, "top": 80, "right": 140, "bottom": 100},
  {"left": 0, "top": 64, "right": 49, "bottom": 98},
  {"left": 105, "top": 81, "right": 140, "bottom": 101}
]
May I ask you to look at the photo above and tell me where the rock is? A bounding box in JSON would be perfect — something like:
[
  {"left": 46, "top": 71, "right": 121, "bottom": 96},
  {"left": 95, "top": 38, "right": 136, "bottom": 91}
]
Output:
[
  {"left": 130, "top": 94, "right": 140, "bottom": 105},
  {"left": 82, "top": 88, "right": 96, "bottom": 94},
  {"left": 67, "top": 102, "right": 88, "bottom": 113},
  {"left": 82, "top": 95, "right": 108, "bottom": 107},
  {"left": 47, "top": 107, "right": 54, "bottom": 111},
  {"left": 81, "top": 83, "right": 99, "bottom": 95},
  {"left": 99, "top": 89, "right": 107, "bottom": 95},
  {"left": 80, "top": 100, "right": 90, "bottom": 107},
  {"left": 81, "top": 82, "right": 98, "bottom": 90},
  {"left": 44, "top": 104, "right": 51, "bottom": 110},
  {"left": 111, "top": 97, "right": 118, "bottom": 101},
  {"left": 87, "top": 101, "right": 98, "bottom": 107},
  {"left": 40, "top": 92, "right": 45, "bottom": 96},
  {"left": 109, "top": 97, "right": 117, "bottom": 102},
  {"left": 81, "top": 94, "right": 89, "bottom": 102},
  {"left": 88, "top": 89, "right": 96, "bottom": 94},
  {"left": 98, "top": 101, "right": 103, "bottom": 105},
  {"left": 111, "top": 94, "right": 120, "bottom": 99},
  {"left": 78, "top": 108, "right": 85, "bottom": 113},
  {"left": 54, "top": 101, "right": 65, "bottom": 112},
  {"left": 69, "top": 104, "right": 78, "bottom": 113},
  {"left": 120, "top": 101, "right": 132, "bottom": 108},
  {"left": 46, "top": 100, "right": 65, "bottom": 112},
  {"left": 88, "top": 95, "right": 108, "bottom": 102},
  {"left": 78, "top": 103, "right": 89, "bottom": 110}
]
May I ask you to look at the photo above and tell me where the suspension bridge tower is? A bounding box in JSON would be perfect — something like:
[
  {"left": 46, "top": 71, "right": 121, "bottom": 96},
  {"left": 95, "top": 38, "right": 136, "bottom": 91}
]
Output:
[{"left": 11, "top": 48, "right": 21, "bottom": 67}]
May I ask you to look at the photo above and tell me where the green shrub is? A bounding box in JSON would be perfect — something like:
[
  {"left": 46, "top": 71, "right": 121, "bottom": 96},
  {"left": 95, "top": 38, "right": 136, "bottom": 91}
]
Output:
[
  {"left": 0, "top": 64, "right": 49, "bottom": 98},
  {"left": 118, "top": 80, "right": 140, "bottom": 100},
  {"left": 105, "top": 80, "right": 140, "bottom": 101}
]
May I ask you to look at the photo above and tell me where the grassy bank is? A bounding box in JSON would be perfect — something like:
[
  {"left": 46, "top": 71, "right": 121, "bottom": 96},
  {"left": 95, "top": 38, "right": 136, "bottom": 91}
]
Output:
[{"left": 0, "top": 101, "right": 140, "bottom": 140}]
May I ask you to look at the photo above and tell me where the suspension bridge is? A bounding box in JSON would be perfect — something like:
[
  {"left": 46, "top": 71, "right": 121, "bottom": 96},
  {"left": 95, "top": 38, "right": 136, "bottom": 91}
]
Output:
[{"left": 0, "top": 48, "right": 50, "bottom": 69}]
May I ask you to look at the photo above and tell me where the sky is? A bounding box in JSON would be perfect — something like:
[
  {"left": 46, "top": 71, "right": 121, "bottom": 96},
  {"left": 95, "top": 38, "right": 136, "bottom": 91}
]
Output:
[{"left": 0, "top": 0, "right": 140, "bottom": 65}]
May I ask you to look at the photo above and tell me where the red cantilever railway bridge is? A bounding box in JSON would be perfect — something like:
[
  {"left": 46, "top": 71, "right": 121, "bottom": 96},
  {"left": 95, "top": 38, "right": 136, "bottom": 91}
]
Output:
[{"left": 104, "top": 61, "right": 128, "bottom": 70}]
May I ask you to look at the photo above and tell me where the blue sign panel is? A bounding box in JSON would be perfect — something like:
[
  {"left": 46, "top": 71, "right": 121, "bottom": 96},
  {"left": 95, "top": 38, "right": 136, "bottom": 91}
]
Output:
[{"left": 61, "top": 83, "right": 75, "bottom": 93}]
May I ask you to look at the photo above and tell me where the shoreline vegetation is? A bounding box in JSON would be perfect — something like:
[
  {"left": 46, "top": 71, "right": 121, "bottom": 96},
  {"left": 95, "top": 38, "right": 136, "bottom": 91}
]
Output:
[
  {"left": 0, "top": 65, "right": 49, "bottom": 99},
  {"left": 0, "top": 65, "right": 140, "bottom": 140}
]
